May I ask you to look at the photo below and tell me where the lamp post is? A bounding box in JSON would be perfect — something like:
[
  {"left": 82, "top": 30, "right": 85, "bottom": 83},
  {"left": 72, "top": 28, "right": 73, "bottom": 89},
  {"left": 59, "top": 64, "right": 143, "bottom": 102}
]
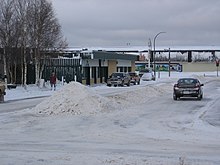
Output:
[
  {"left": 148, "top": 38, "right": 152, "bottom": 69},
  {"left": 153, "top": 31, "right": 166, "bottom": 80},
  {"left": 168, "top": 48, "right": 171, "bottom": 77}
]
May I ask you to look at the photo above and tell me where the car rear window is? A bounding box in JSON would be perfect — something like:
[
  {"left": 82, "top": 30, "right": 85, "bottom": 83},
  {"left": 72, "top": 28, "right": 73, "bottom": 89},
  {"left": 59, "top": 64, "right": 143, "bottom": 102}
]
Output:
[{"left": 178, "top": 79, "right": 197, "bottom": 84}]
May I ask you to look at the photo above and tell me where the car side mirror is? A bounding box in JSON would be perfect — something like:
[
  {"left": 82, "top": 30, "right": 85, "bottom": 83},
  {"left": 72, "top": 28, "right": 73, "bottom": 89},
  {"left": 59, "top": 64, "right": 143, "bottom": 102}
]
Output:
[{"left": 200, "top": 84, "right": 204, "bottom": 86}]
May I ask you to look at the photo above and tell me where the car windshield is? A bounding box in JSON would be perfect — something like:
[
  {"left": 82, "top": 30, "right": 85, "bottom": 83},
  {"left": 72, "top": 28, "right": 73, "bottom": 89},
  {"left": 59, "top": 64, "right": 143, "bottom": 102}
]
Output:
[
  {"left": 129, "top": 73, "right": 135, "bottom": 76},
  {"left": 140, "top": 68, "right": 151, "bottom": 73},
  {"left": 178, "top": 78, "right": 198, "bottom": 85},
  {"left": 111, "top": 73, "right": 123, "bottom": 77}
]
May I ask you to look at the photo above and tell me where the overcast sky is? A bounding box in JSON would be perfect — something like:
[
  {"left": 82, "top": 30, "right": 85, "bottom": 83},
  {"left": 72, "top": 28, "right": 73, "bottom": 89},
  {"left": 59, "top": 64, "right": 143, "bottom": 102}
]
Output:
[{"left": 51, "top": 0, "right": 220, "bottom": 48}]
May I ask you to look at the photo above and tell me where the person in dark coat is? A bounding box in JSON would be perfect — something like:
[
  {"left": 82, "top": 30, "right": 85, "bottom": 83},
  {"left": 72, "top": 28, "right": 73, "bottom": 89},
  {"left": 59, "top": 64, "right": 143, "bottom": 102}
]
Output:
[{"left": 50, "top": 72, "right": 57, "bottom": 90}]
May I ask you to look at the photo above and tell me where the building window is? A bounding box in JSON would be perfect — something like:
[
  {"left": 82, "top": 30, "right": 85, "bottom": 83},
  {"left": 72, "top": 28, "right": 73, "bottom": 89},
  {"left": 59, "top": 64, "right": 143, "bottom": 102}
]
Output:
[
  {"left": 117, "top": 67, "right": 123, "bottom": 72},
  {"left": 128, "top": 67, "right": 131, "bottom": 72}
]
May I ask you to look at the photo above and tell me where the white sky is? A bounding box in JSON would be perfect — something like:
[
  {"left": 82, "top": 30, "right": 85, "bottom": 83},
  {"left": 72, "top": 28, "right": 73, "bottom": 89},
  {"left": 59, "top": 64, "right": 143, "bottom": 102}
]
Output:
[{"left": 51, "top": 0, "right": 220, "bottom": 47}]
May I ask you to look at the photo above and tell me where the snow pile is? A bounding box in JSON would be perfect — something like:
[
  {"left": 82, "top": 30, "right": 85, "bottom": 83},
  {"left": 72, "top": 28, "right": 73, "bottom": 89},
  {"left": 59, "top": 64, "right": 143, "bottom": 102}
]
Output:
[
  {"left": 33, "top": 82, "right": 118, "bottom": 115},
  {"left": 108, "top": 83, "right": 173, "bottom": 107}
]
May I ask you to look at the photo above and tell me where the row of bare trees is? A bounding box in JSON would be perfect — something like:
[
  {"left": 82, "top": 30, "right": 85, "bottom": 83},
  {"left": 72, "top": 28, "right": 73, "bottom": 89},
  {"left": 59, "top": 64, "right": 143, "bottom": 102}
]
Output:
[{"left": 0, "top": 0, "right": 67, "bottom": 87}]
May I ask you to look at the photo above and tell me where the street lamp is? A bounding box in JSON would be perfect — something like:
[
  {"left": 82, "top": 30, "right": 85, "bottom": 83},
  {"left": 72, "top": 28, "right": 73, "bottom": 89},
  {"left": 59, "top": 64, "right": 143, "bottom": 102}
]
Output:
[{"left": 153, "top": 31, "right": 166, "bottom": 80}]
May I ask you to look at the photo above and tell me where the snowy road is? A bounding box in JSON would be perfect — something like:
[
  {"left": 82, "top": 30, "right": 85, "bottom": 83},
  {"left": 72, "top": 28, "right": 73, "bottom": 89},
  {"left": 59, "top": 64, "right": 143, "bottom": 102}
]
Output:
[
  {"left": 0, "top": 76, "right": 220, "bottom": 165},
  {"left": 0, "top": 97, "right": 46, "bottom": 114}
]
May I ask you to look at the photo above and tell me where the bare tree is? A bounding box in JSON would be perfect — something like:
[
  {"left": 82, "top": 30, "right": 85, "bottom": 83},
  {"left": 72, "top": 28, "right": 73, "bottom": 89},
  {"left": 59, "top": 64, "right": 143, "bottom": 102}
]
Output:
[
  {"left": 0, "top": 0, "right": 67, "bottom": 87},
  {"left": 0, "top": 0, "right": 17, "bottom": 85},
  {"left": 14, "top": 0, "right": 32, "bottom": 88},
  {"left": 27, "top": 0, "right": 66, "bottom": 86}
]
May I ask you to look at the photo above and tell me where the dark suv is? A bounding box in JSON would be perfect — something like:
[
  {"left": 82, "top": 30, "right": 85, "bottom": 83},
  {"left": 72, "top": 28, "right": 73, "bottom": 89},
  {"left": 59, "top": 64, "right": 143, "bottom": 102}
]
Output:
[
  {"left": 107, "top": 72, "right": 130, "bottom": 87},
  {"left": 173, "top": 78, "right": 204, "bottom": 100}
]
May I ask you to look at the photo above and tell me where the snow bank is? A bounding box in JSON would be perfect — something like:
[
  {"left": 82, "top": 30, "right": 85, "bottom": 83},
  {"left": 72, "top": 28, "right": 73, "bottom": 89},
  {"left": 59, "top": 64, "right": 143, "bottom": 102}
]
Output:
[
  {"left": 33, "top": 72, "right": 218, "bottom": 115},
  {"left": 33, "top": 81, "right": 172, "bottom": 115},
  {"left": 33, "top": 82, "right": 118, "bottom": 115},
  {"left": 108, "top": 83, "right": 173, "bottom": 107}
]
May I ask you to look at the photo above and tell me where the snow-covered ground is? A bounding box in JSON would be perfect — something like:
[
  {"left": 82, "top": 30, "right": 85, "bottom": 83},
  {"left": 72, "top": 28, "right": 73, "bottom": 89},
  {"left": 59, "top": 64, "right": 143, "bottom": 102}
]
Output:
[{"left": 0, "top": 71, "right": 220, "bottom": 165}]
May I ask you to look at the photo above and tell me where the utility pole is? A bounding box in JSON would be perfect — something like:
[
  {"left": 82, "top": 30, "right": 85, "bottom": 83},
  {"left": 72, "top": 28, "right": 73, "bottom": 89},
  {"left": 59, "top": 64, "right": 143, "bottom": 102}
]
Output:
[
  {"left": 148, "top": 38, "right": 152, "bottom": 69},
  {"left": 216, "top": 59, "right": 219, "bottom": 77},
  {"left": 153, "top": 32, "right": 166, "bottom": 80},
  {"left": 168, "top": 48, "right": 171, "bottom": 77}
]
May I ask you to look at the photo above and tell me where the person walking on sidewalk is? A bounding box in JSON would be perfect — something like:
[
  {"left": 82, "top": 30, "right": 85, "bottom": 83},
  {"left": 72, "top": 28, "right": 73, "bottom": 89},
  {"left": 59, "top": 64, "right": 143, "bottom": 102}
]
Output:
[{"left": 50, "top": 72, "right": 57, "bottom": 91}]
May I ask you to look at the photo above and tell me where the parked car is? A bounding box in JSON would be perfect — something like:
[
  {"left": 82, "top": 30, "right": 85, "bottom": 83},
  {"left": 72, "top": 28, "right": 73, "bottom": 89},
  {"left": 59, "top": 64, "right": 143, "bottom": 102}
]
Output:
[
  {"left": 0, "top": 76, "right": 6, "bottom": 102},
  {"left": 107, "top": 72, "right": 130, "bottom": 87},
  {"left": 128, "top": 72, "right": 140, "bottom": 85},
  {"left": 140, "top": 72, "right": 155, "bottom": 81},
  {"left": 173, "top": 78, "right": 204, "bottom": 100},
  {"left": 139, "top": 68, "right": 155, "bottom": 81}
]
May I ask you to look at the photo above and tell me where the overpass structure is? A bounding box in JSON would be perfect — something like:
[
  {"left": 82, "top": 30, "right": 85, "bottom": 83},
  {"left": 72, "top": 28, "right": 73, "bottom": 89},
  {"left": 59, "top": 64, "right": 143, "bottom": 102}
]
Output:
[{"left": 65, "top": 45, "right": 220, "bottom": 62}]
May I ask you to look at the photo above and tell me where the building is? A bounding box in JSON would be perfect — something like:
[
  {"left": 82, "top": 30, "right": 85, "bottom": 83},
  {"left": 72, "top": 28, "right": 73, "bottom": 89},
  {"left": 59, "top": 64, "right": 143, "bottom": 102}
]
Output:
[
  {"left": 1, "top": 46, "right": 220, "bottom": 85},
  {"left": 42, "top": 49, "right": 139, "bottom": 85}
]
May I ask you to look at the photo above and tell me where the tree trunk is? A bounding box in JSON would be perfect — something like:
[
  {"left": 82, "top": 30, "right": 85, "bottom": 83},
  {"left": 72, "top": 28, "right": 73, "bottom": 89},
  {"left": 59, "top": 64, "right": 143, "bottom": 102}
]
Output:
[
  {"left": 3, "top": 48, "right": 7, "bottom": 88},
  {"left": 14, "top": 61, "right": 17, "bottom": 84},
  {"left": 23, "top": 48, "right": 27, "bottom": 89},
  {"left": 20, "top": 56, "right": 24, "bottom": 86},
  {"left": 35, "top": 57, "right": 39, "bottom": 86}
]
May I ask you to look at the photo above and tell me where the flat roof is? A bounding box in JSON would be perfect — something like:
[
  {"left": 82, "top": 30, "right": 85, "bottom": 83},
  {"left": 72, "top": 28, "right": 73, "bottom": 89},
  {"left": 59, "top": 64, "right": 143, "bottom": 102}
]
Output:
[{"left": 92, "top": 51, "right": 138, "bottom": 61}]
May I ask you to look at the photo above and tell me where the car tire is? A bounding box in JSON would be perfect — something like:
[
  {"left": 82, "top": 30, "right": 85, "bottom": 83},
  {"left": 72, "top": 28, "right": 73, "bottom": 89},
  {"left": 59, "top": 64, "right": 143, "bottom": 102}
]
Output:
[
  {"left": 127, "top": 82, "right": 130, "bottom": 86},
  {"left": 121, "top": 81, "right": 124, "bottom": 87},
  {"left": 200, "top": 94, "right": 203, "bottom": 99},
  {"left": 173, "top": 94, "right": 177, "bottom": 100},
  {"left": 198, "top": 94, "right": 203, "bottom": 100}
]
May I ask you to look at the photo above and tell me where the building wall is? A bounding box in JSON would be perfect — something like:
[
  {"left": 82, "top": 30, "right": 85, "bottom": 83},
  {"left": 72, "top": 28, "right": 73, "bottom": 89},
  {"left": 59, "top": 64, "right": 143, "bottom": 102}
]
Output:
[
  {"left": 108, "top": 60, "right": 117, "bottom": 76},
  {"left": 131, "top": 61, "right": 136, "bottom": 72},
  {"left": 83, "top": 59, "right": 108, "bottom": 67},
  {"left": 181, "top": 62, "right": 217, "bottom": 72},
  {"left": 117, "top": 60, "right": 131, "bottom": 66}
]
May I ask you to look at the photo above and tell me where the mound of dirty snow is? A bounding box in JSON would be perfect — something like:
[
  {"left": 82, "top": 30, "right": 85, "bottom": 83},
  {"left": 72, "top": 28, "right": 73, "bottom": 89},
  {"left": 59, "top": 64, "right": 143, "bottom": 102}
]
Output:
[
  {"left": 33, "top": 82, "right": 118, "bottom": 115},
  {"left": 107, "top": 83, "right": 173, "bottom": 107}
]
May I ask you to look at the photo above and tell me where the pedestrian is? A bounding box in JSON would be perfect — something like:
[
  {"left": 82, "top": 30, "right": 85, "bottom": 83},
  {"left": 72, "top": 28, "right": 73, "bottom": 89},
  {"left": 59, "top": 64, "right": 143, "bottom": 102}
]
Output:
[{"left": 50, "top": 72, "right": 56, "bottom": 90}]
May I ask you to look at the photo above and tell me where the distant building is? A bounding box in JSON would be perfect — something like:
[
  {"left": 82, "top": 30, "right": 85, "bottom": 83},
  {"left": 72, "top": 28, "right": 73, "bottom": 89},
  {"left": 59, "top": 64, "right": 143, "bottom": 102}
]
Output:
[
  {"left": 41, "top": 49, "right": 139, "bottom": 85},
  {"left": 1, "top": 46, "right": 220, "bottom": 85}
]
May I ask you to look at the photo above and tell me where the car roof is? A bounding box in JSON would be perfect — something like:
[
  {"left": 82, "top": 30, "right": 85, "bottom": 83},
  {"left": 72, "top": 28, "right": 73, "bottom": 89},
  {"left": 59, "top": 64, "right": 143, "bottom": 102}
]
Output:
[
  {"left": 111, "top": 72, "right": 126, "bottom": 75},
  {"left": 177, "top": 78, "right": 199, "bottom": 83},
  {"left": 178, "top": 78, "right": 198, "bottom": 81}
]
